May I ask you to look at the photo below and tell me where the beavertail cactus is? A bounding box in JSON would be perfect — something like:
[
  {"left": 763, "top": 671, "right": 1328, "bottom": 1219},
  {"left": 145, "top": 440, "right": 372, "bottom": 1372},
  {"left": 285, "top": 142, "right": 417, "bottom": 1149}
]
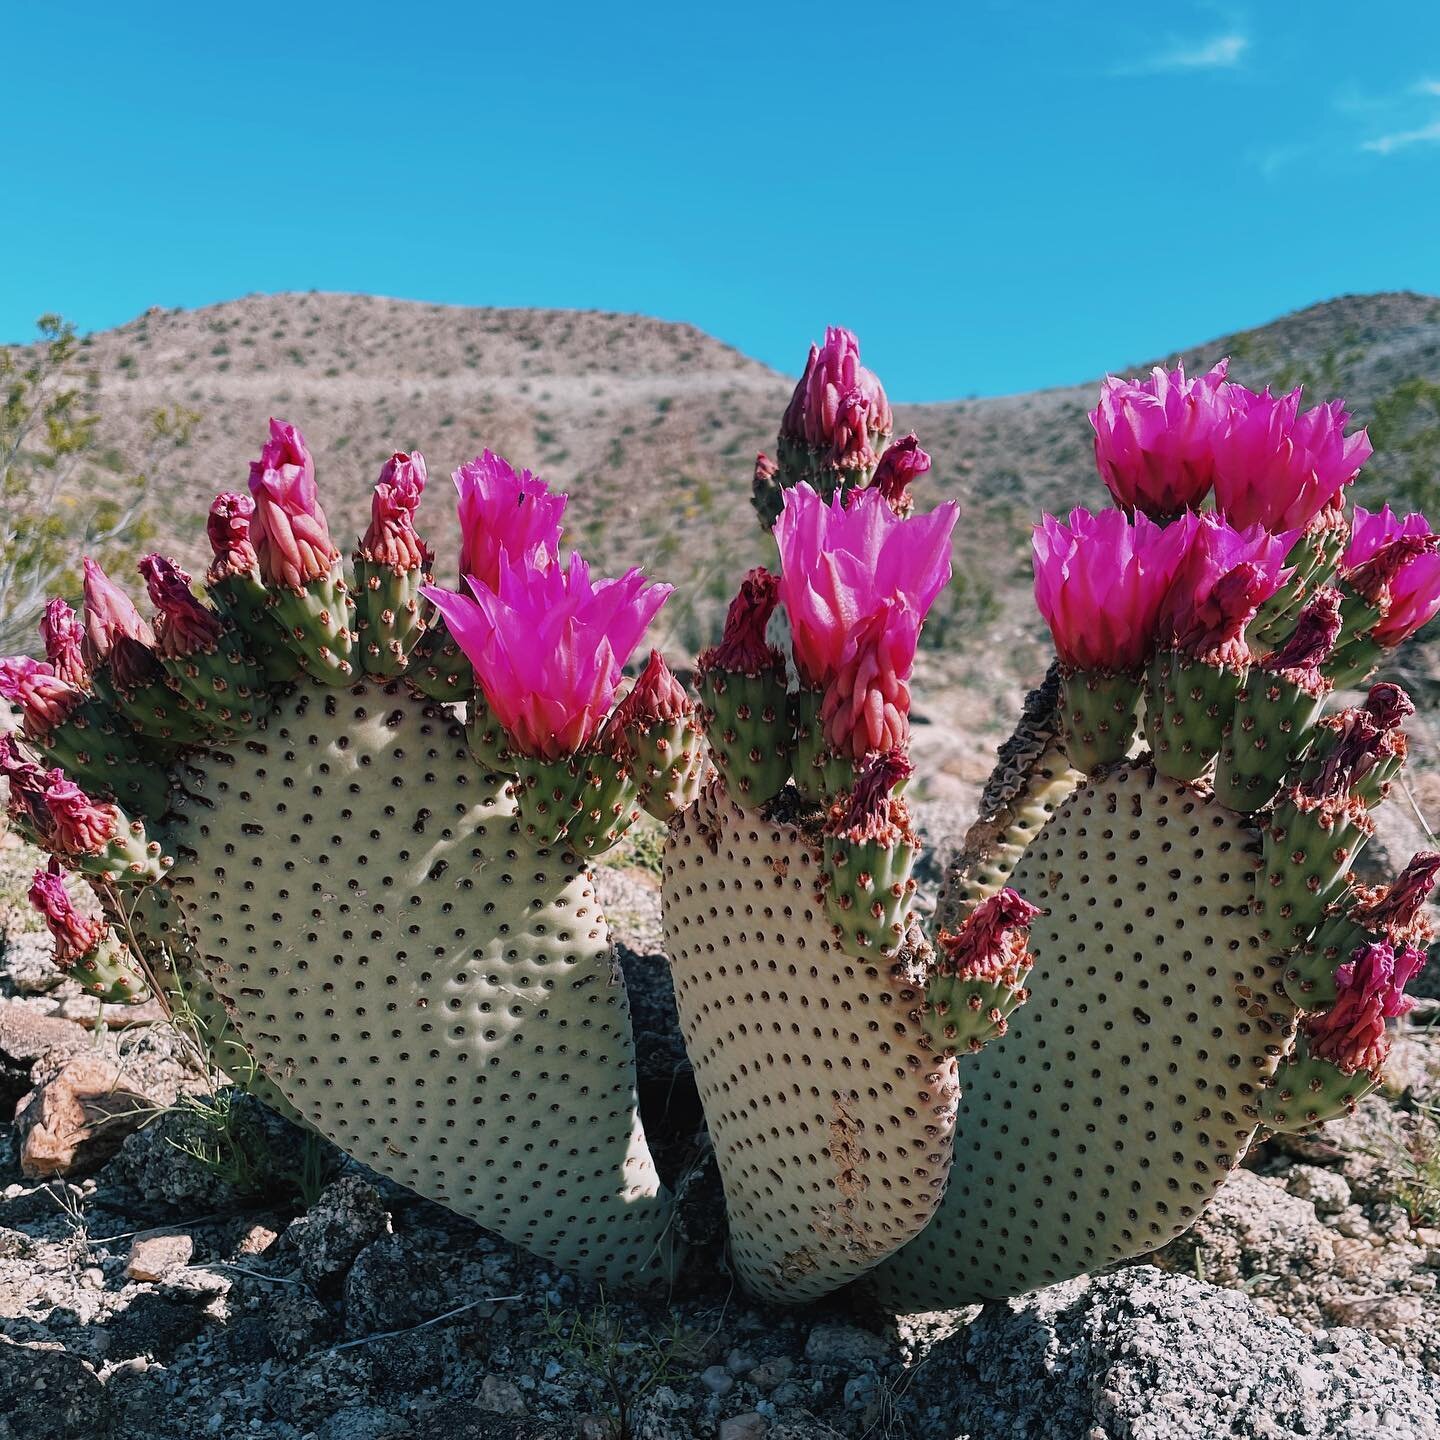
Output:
[{"left": 3, "top": 330, "right": 1436, "bottom": 1321}]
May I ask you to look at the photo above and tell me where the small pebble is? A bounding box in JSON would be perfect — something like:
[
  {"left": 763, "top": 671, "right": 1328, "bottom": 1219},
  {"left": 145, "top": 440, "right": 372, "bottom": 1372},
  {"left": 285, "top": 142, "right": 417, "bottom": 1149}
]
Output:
[
  {"left": 726, "top": 1348, "right": 756, "bottom": 1375},
  {"left": 719, "top": 1414, "right": 769, "bottom": 1440},
  {"left": 701, "top": 1364, "right": 735, "bottom": 1396}
]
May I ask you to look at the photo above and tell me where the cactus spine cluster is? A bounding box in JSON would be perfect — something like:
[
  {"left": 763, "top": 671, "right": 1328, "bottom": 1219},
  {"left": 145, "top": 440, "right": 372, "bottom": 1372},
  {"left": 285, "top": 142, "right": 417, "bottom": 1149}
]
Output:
[{"left": 2, "top": 332, "right": 1437, "bottom": 1316}]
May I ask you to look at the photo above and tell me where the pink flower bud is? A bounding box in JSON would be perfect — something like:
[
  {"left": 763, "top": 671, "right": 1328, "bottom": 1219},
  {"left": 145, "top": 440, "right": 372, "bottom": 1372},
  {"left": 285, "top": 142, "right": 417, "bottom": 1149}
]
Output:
[
  {"left": 1212, "top": 387, "right": 1372, "bottom": 531},
  {"left": 819, "top": 598, "right": 919, "bottom": 760},
  {"left": 28, "top": 860, "right": 105, "bottom": 966},
  {"left": 780, "top": 327, "right": 893, "bottom": 468},
  {"left": 775, "top": 483, "right": 957, "bottom": 688},
  {"left": 1090, "top": 360, "right": 1230, "bottom": 519},
  {"left": 870, "top": 434, "right": 931, "bottom": 515},
  {"left": 698, "top": 569, "right": 784, "bottom": 677},
  {"left": 247, "top": 419, "right": 338, "bottom": 588},
  {"left": 207, "top": 492, "right": 259, "bottom": 581},
  {"left": 362, "top": 452, "right": 431, "bottom": 570},
  {"left": 938, "top": 888, "right": 1043, "bottom": 982},
  {"left": 40, "top": 599, "right": 88, "bottom": 687},
  {"left": 1032, "top": 507, "right": 1192, "bottom": 673},
  {"left": 138, "top": 555, "right": 223, "bottom": 658},
  {"left": 81, "top": 557, "right": 155, "bottom": 671},
  {"left": 453, "top": 451, "right": 566, "bottom": 592},
  {"left": 610, "top": 650, "right": 692, "bottom": 734},
  {"left": 1262, "top": 587, "right": 1343, "bottom": 685}
]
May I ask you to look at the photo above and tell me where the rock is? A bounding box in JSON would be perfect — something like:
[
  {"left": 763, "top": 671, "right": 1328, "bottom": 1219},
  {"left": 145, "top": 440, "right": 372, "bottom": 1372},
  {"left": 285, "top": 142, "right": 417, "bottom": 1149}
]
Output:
[
  {"left": 718, "top": 1416, "right": 769, "bottom": 1440},
  {"left": 911, "top": 1266, "right": 1440, "bottom": 1440},
  {"left": 314, "top": 1406, "right": 412, "bottom": 1440},
  {"left": 748, "top": 1358, "right": 794, "bottom": 1391},
  {"left": 725, "top": 1348, "right": 756, "bottom": 1375},
  {"left": 296, "top": 1176, "right": 391, "bottom": 1293},
  {"left": 478, "top": 1376, "right": 527, "bottom": 1416},
  {"left": 802, "top": 1323, "right": 892, "bottom": 1369},
  {"left": 105, "top": 1292, "right": 209, "bottom": 1362},
  {"left": 1325, "top": 1292, "right": 1427, "bottom": 1329},
  {"left": 124, "top": 1230, "right": 194, "bottom": 1282},
  {"left": 343, "top": 1233, "right": 448, "bottom": 1338},
  {"left": 0, "top": 998, "right": 88, "bottom": 1073},
  {"left": 266, "top": 1284, "right": 338, "bottom": 1361},
  {"left": 700, "top": 1364, "right": 734, "bottom": 1395},
  {"left": 0, "top": 1340, "right": 109, "bottom": 1440},
  {"left": 420, "top": 1399, "right": 578, "bottom": 1439},
  {"left": 0, "top": 933, "right": 65, "bottom": 996},
  {"left": 1284, "top": 1163, "right": 1352, "bottom": 1215},
  {"left": 14, "top": 1056, "right": 156, "bottom": 1177}
]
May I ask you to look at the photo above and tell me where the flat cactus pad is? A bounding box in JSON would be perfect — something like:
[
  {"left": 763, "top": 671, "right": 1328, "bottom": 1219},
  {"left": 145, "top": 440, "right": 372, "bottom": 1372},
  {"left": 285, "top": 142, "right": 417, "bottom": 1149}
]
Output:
[
  {"left": 663, "top": 782, "right": 959, "bottom": 1302},
  {"left": 163, "top": 679, "right": 674, "bottom": 1286},
  {"left": 876, "top": 764, "right": 1294, "bottom": 1306}
]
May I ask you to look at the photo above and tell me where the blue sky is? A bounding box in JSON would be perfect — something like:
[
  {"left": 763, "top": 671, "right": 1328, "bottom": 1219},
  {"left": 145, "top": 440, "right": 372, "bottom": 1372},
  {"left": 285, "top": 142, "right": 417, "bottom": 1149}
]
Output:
[{"left": 4, "top": 2, "right": 1440, "bottom": 400}]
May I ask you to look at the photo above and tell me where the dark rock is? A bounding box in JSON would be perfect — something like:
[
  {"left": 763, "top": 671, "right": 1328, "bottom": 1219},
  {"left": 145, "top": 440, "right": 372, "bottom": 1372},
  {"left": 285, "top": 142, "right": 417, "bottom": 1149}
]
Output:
[
  {"left": 296, "top": 1176, "right": 391, "bottom": 1293},
  {"left": 419, "top": 1399, "right": 580, "bottom": 1439},
  {"left": 0, "top": 1341, "right": 109, "bottom": 1440},
  {"left": 314, "top": 1406, "right": 414, "bottom": 1440},
  {"left": 344, "top": 1233, "right": 448, "bottom": 1338},
  {"left": 267, "top": 1284, "right": 339, "bottom": 1361},
  {"left": 911, "top": 1265, "right": 1440, "bottom": 1440},
  {"left": 368, "top": 1327, "right": 448, "bottom": 1394},
  {"left": 104, "top": 1292, "right": 208, "bottom": 1362},
  {"left": 214, "top": 1313, "right": 276, "bottom": 1364}
]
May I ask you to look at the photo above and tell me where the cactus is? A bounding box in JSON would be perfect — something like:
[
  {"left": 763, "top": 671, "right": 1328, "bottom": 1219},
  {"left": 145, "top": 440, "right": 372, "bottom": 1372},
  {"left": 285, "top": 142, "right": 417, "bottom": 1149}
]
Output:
[{"left": 3, "top": 330, "right": 1438, "bottom": 1319}]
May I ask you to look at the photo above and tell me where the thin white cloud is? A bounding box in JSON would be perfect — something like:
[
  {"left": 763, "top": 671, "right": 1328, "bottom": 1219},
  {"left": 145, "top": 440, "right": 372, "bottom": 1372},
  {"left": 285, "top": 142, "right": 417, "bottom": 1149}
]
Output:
[
  {"left": 1115, "top": 32, "right": 1249, "bottom": 76},
  {"left": 1362, "top": 120, "right": 1440, "bottom": 155},
  {"left": 1418, "top": 79, "right": 1440, "bottom": 97}
]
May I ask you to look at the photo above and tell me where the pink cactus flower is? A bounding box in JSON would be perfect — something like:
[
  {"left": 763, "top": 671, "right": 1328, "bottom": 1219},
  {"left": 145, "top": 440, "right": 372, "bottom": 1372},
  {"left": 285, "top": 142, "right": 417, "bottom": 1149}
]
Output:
[
  {"left": 39, "top": 770, "right": 120, "bottom": 855},
  {"left": 774, "top": 483, "right": 957, "bottom": 689},
  {"left": 1090, "top": 360, "right": 1231, "bottom": 519},
  {"left": 423, "top": 553, "right": 672, "bottom": 760},
  {"left": 139, "top": 555, "right": 223, "bottom": 658},
  {"left": 1342, "top": 505, "right": 1440, "bottom": 616},
  {"left": 819, "top": 597, "right": 921, "bottom": 760},
  {"left": 938, "top": 887, "right": 1043, "bottom": 982},
  {"left": 80, "top": 557, "right": 154, "bottom": 668},
  {"left": 1032, "top": 507, "right": 1191, "bottom": 673},
  {"left": 207, "top": 492, "right": 259, "bottom": 581},
  {"left": 361, "top": 451, "right": 431, "bottom": 571},
  {"left": 27, "top": 861, "right": 105, "bottom": 966},
  {"left": 870, "top": 433, "right": 931, "bottom": 515},
  {"left": 0, "top": 657, "right": 84, "bottom": 738},
  {"left": 698, "top": 569, "right": 784, "bottom": 677},
  {"left": 609, "top": 650, "right": 692, "bottom": 735},
  {"left": 40, "top": 600, "right": 88, "bottom": 688},
  {"left": 780, "top": 327, "right": 894, "bottom": 469},
  {"left": 454, "top": 452, "right": 566, "bottom": 591},
  {"left": 828, "top": 748, "right": 915, "bottom": 844},
  {"left": 1309, "top": 939, "right": 1421, "bottom": 1074},
  {"left": 247, "top": 419, "right": 338, "bottom": 588},
  {"left": 1158, "top": 511, "right": 1294, "bottom": 659},
  {"left": 1212, "top": 386, "right": 1372, "bottom": 532}
]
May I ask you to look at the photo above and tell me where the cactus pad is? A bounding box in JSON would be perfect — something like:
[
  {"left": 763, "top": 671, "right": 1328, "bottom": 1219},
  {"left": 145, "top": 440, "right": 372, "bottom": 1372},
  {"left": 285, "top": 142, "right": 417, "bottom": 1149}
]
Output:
[
  {"left": 164, "top": 678, "right": 674, "bottom": 1285},
  {"left": 663, "top": 781, "right": 958, "bottom": 1302},
  {"left": 876, "top": 764, "right": 1294, "bottom": 1306}
]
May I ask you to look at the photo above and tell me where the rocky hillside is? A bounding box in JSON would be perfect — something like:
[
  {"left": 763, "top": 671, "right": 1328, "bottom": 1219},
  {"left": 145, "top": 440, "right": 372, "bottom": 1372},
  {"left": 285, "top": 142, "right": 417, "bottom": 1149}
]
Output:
[{"left": 19, "top": 288, "right": 1440, "bottom": 803}]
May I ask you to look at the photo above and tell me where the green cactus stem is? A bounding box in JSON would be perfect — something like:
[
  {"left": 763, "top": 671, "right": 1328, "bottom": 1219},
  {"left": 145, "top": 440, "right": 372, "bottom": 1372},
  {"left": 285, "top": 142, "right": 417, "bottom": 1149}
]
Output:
[
  {"left": 405, "top": 616, "right": 476, "bottom": 702},
  {"left": 789, "top": 687, "right": 854, "bottom": 807},
  {"left": 1257, "top": 792, "right": 1373, "bottom": 949},
  {"left": 265, "top": 567, "right": 357, "bottom": 685},
  {"left": 70, "top": 927, "right": 153, "bottom": 1004},
  {"left": 466, "top": 692, "right": 518, "bottom": 776},
  {"left": 1144, "top": 648, "right": 1243, "bottom": 783},
  {"left": 696, "top": 664, "right": 791, "bottom": 809},
  {"left": 1213, "top": 669, "right": 1327, "bottom": 812},
  {"left": 1258, "top": 1038, "right": 1377, "bottom": 1132},
  {"left": 510, "top": 748, "right": 640, "bottom": 857},
  {"left": 1057, "top": 667, "right": 1140, "bottom": 772},
  {"left": 206, "top": 567, "right": 302, "bottom": 685},
  {"left": 28, "top": 700, "right": 171, "bottom": 818},
  {"left": 157, "top": 637, "right": 265, "bottom": 733},
  {"left": 354, "top": 557, "right": 429, "bottom": 678}
]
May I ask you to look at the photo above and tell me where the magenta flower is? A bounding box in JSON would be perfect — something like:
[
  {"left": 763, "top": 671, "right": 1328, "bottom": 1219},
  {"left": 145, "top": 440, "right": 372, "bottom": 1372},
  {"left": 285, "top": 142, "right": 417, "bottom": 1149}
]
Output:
[
  {"left": 247, "top": 419, "right": 338, "bottom": 588},
  {"left": 819, "top": 597, "right": 921, "bottom": 760},
  {"left": 870, "top": 433, "right": 931, "bottom": 514},
  {"left": 698, "top": 569, "right": 784, "bottom": 677},
  {"left": 453, "top": 452, "right": 566, "bottom": 590},
  {"left": 207, "top": 492, "right": 259, "bottom": 581},
  {"left": 774, "top": 483, "right": 957, "bottom": 689},
  {"left": 423, "top": 553, "right": 672, "bottom": 760},
  {"left": 28, "top": 861, "right": 105, "bottom": 966},
  {"left": 38, "top": 770, "right": 120, "bottom": 855},
  {"left": 1212, "top": 386, "right": 1372, "bottom": 532},
  {"left": 0, "top": 657, "right": 83, "bottom": 737},
  {"left": 1308, "top": 939, "right": 1421, "bottom": 1075},
  {"left": 40, "top": 599, "right": 88, "bottom": 688},
  {"left": 1090, "top": 360, "right": 1230, "bottom": 519},
  {"left": 1158, "top": 511, "right": 1293, "bottom": 658},
  {"left": 80, "top": 557, "right": 154, "bottom": 671},
  {"left": 1342, "top": 505, "right": 1440, "bottom": 616},
  {"left": 780, "top": 327, "right": 894, "bottom": 469},
  {"left": 362, "top": 452, "right": 431, "bottom": 571},
  {"left": 139, "top": 555, "right": 223, "bottom": 658},
  {"left": 1031, "top": 507, "right": 1191, "bottom": 672}
]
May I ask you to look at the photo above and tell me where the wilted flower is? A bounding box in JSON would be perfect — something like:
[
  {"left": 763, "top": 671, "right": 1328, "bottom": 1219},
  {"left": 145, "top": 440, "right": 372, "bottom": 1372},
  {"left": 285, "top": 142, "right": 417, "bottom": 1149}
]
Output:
[
  {"left": 870, "top": 434, "right": 931, "bottom": 514},
  {"left": 206, "top": 492, "right": 259, "bottom": 581},
  {"left": 0, "top": 657, "right": 84, "bottom": 737},
  {"left": 37, "top": 770, "right": 120, "bottom": 855},
  {"left": 139, "top": 555, "right": 223, "bottom": 658},
  {"left": 247, "top": 419, "right": 338, "bottom": 588},
  {"left": 1090, "top": 360, "right": 1230, "bottom": 518},
  {"left": 0, "top": 734, "right": 48, "bottom": 817},
  {"left": 1212, "top": 386, "right": 1372, "bottom": 532},
  {"left": 780, "top": 326, "right": 893, "bottom": 469},
  {"left": 361, "top": 451, "right": 431, "bottom": 570},
  {"left": 828, "top": 748, "right": 914, "bottom": 843},
  {"left": 1356, "top": 851, "right": 1440, "bottom": 941},
  {"left": 774, "top": 483, "right": 957, "bottom": 688},
  {"left": 27, "top": 861, "right": 105, "bottom": 966},
  {"left": 1307, "top": 939, "right": 1422, "bottom": 1075},
  {"left": 1364, "top": 682, "right": 1415, "bottom": 731},
  {"left": 1032, "top": 507, "right": 1191, "bottom": 672},
  {"left": 40, "top": 599, "right": 88, "bottom": 687},
  {"left": 454, "top": 451, "right": 565, "bottom": 590},
  {"left": 1263, "top": 587, "right": 1343, "bottom": 685},
  {"left": 423, "top": 553, "right": 672, "bottom": 760},
  {"left": 698, "top": 569, "right": 784, "bottom": 677},
  {"left": 1158, "top": 511, "right": 1294, "bottom": 659},
  {"left": 937, "top": 888, "right": 1043, "bottom": 981}
]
